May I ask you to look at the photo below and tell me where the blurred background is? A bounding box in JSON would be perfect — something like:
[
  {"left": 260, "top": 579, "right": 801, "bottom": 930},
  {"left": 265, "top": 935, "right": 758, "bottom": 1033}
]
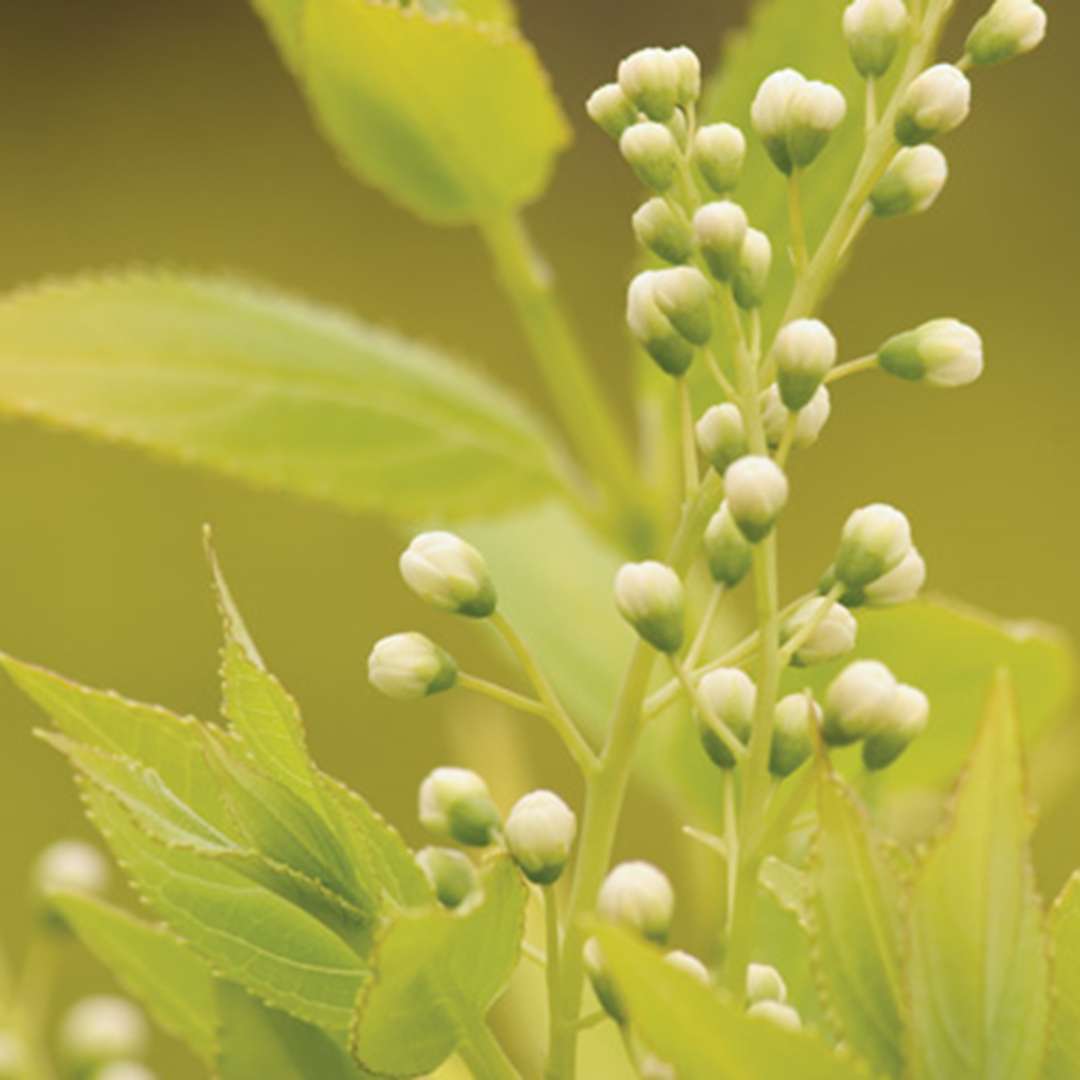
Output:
[{"left": 0, "top": 0, "right": 1076, "bottom": 1075}]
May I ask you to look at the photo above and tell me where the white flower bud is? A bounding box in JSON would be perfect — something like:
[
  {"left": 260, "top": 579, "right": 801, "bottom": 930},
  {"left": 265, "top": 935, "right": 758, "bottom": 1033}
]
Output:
[
  {"left": 418, "top": 766, "right": 501, "bottom": 847},
  {"left": 651, "top": 267, "right": 713, "bottom": 346},
  {"left": 598, "top": 861, "right": 675, "bottom": 943},
  {"left": 773, "top": 318, "right": 838, "bottom": 410},
  {"left": 871, "top": 146, "right": 949, "bottom": 218},
  {"left": 843, "top": 0, "right": 909, "bottom": 79},
  {"left": 770, "top": 693, "right": 820, "bottom": 778},
  {"left": 505, "top": 790, "right": 577, "bottom": 885},
  {"left": 863, "top": 547, "right": 926, "bottom": 606},
  {"left": 60, "top": 996, "right": 149, "bottom": 1065},
  {"left": 783, "top": 597, "right": 857, "bottom": 667},
  {"left": 34, "top": 839, "right": 109, "bottom": 900},
  {"left": 703, "top": 502, "right": 754, "bottom": 589},
  {"left": 878, "top": 318, "right": 983, "bottom": 387},
  {"left": 724, "top": 456, "right": 789, "bottom": 542},
  {"left": 693, "top": 201, "right": 749, "bottom": 282},
  {"left": 399, "top": 532, "right": 495, "bottom": 618},
  {"left": 863, "top": 684, "right": 930, "bottom": 769},
  {"left": 584, "top": 938, "right": 626, "bottom": 1023},
  {"left": 966, "top": 0, "right": 1047, "bottom": 67},
  {"left": 823, "top": 659, "right": 899, "bottom": 745},
  {"left": 733, "top": 228, "right": 773, "bottom": 310},
  {"left": 632, "top": 197, "right": 693, "bottom": 264},
  {"left": 696, "top": 667, "right": 756, "bottom": 769},
  {"left": 97, "top": 1063, "right": 157, "bottom": 1080},
  {"left": 895, "top": 64, "right": 972, "bottom": 146},
  {"left": 665, "top": 950, "right": 711, "bottom": 984},
  {"left": 368, "top": 632, "right": 457, "bottom": 701},
  {"left": 0, "top": 1032, "right": 25, "bottom": 1080},
  {"left": 748, "top": 1000, "right": 802, "bottom": 1031},
  {"left": 416, "top": 846, "right": 478, "bottom": 909},
  {"left": 751, "top": 68, "right": 806, "bottom": 175},
  {"left": 586, "top": 83, "right": 639, "bottom": 139},
  {"left": 618, "top": 48, "right": 682, "bottom": 121},
  {"left": 614, "top": 560, "right": 685, "bottom": 654},
  {"left": 627, "top": 271, "right": 694, "bottom": 376},
  {"left": 696, "top": 403, "right": 748, "bottom": 475},
  {"left": 620, "top": 121, "right": 681, "bottom": 192},
  {"left": 787, "top": 80, "right": 848, "bottom": 169},
  {"left": 692, "top": 123, "right": 747, "bottom": 194},
  {"left": 835, "top": 503, "right": 914, "bottom": 590},
  {"left": 746, "top": 962, "right": 788, "bottom": 1005},
  {"left": 668, "top": 46, "right": 702, "bottom": 106},
  {"left": 762, "top": 385, "right": 831, "bottom": 452}
]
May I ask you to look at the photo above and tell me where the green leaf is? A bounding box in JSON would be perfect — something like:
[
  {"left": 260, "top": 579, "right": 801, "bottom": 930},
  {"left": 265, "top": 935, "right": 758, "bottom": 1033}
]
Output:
[
  {"left": 53, "top": 893, "right": 218, "bottom": 1065},
  {"left": 82, "top": 782, "right": 370, "bottom": 1033},
  {"left": 1046, "top": 872, "right": 1080, "bottom": 1079},
  {"left": 0, "top": 272, "right": 573, "bottom": 520},
  {"left": 296, "top": 0, "right": 569, "bottom": 224},
  {"left": 217, "top": 981, "right": 373, "bottom": 1079},
  {"left": 905, "top": 671, "right": 1050, "bottom": 1080},
  {"left": 594, "top": 926, "right": 869, "bottom": 1080},
  {"left": 780, "top": 599, "right": 1074, "bottom": 792},
  {"left": 810, "top": 768, "right": 907, "bottom": 1076},
  {"left": 351, "top": 856, "right": 526, "bottom": 1076}
]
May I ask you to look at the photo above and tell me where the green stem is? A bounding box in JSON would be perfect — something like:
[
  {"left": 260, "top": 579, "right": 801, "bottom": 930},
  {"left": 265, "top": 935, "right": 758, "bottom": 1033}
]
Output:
[
  {"left": 457, "top": 1017, "right": 521, "bottom": 1080},
  {"left": 685, "top": 583, "right": 724, "bottom": 670},
  {"left": 458, "top": 672, "right": 548, "bottom": 718},
  {"left": 825, "top": 354, "right": 879, "bottom": 384},
  {"left": 786, "top": 170, "right": 809, "bottom": 278},
  {"left": 479, "top": 212, "right": 639, "bottom": 525},
  {"left": 14, "top": 933, "right": 58, "bottom": 1080},
  {"left": 678, "top": 377, "right": 699, "bottom": 499},
  {"left": 543, "top": 886, "right": 563, "bottom": 1055}
]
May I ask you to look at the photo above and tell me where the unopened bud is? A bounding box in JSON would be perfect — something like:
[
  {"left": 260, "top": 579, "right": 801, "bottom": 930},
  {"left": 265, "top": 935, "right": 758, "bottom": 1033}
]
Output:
[
  {"left": 748, "top": 1000, "right": 802, "bottom": 1031},
  {"left": 418, "top": 767, "right": 501, "bottom": 847},
  {"left": 627, "top": 271, "right": 694, "bottom": 375},
  {"left": 693, "top": 201, "right": 749, "bottom": 282},
  {"left": 652, "top": 267, "right": 712, "bottom": 345},
  {"left": 773, "top": 318, "right": 838, "bottom": 409},
  {"left": 751, "top": 68, "right": 806, "bottom": 175},
  {"left": 618, "top": 48, "right": 681, "bottom": 121},
  {"left": 703, "top": 503, "right": 754, "bottom": 589},
  {"left": 863, "top": 684, "right": 930, "bottom": 769},
  {"left": 770, "top": 693, "right": 820, "bottom": 778},
  {"left": 835, "top": 503, "right": 913, "bottom": 590},
  {"left": 668, "top": 46, "right": 702, "bottom": 106},
  {"left": 692, "top": 123, "right": 747, "bottom": 194},
  {"left": 878, "top": 318, "right": 983, "bottom": 387},
  {"left": 696, "top": 403, "right": 748, "bottom": 475},
  {"left": 614, "top": 560, "right": 685, "bottom": 654},
  {"left": 871, "top": 146, "right": 948, "bottom": 218},
  {"left": 586, "top": 83, "right": 639, "bottom": 139},
  {"left": 400, "top": 532, "right": 495, "bottom": 618},
  {"left": 863, "top": 547, "right": 926, "bottom": 606},
  {"left": 665, "top": 950, "right": 711, "bottom": 984},
  {"left": 724, "top": 456, "right": 789, "bottom": 542},
  {"left": 787, "top": 79, "right": 847, "bottom": 169},
  {"left": 696, "top": 667, "right": 756, "bottom": 769},
  {"left": 895, "top": 64, "right": 972, "bottom": 146},
  {"left": 632, "top": 197, "right": 693, "bottom": 264},
  {"left": 585, "top": 938, "right": 626, "bottom": 1023},
  {"left": 823, "top": 659, "right": 899, "bottom": 745},
  {"left": 598, "top": 861, "right": 675, "bottom": 943},
  {"left": 843, "top": 0, "right": 909, "bottom": 79},
  {"left": 762, "top": 384, "right": 831, "bottom": 452},
  {"left": 368, "top": 632, "right": 457, "bottom": 701},
  {"left": 966, "top": 0, "right": 1047, "bottom": 67},
  {"left": 620, "top": 121, "right": 681, "bottom": 192},
  {"left": 746, "top": 962, "right": 788, "bottom": 1004},
  {"left": 416, "top": 847, "right": 478, "bottom": 909},
  {"left": 60, "top": 996, "right": 149, "bottom": 1066},
  {"left": 34, "top": 839, "right": 109, "bottom": 901},
  {"left": 733, "top": 228, "right": 773, "bottom": 310},
  {"left": 505, "top": 790, "right": 577, "bottom": 885},
  {"left": 783, "top": 598, "right": 857, "bottom": 667}
]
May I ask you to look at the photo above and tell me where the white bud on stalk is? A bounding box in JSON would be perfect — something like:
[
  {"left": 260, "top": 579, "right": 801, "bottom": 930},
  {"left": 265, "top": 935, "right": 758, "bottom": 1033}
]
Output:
[
  {"left": 835, "top": 503, "right": 914, "bottom": 590},
  {"left": 863, "top": 548, "right": 927, "bottom": 606},
  {"left": 620, "top": 121, "right": 681, "bottom": 192},
  {"left": 724, "top": 456, "right": 789, "bottom": 542},
  {"left": 33, "top": 839, "right": 109, "bottom": 900},
  {"left": 400, "top": 532, "right": 495, "bottom": 618},
  {"left": 614, "top": 560, "right": 685, "bottom": 654},
  {"left": 60, "top": 996, "right": 149, "bottom": 1065},
  {"left": 871, "top": 146, "right": 949, "bottom": 218},
  {"left": 618, "top": 47, "right": 682, "bottom": 121},
  {"left": 692, "top": 123, "right": 747, "bottom": 194},
  {"left": 367, "top": 632, "right": 457, "bottom": 701},
  {"left": 586, "top": 83, "right": 639, "bottom": 139},
  {"left": 823, "top": 659, "right": 899, "bottom": 745},
  {"left": 597, "top": 861, "right": 676, "bottom": 943},
  {"left": 418, "top": 767, "right": 501, "bottom": 847},
  {"left": 770, "top": 693, "right": 820, "bottom": 778},
  {"left": 751, "top": 69, "right": 806, "bottom": 174},
  {"left": 895, "top": 64, "right": 972, "bottom": 146},
  {"left": 966, "top": 0, "right": 1047, "bottom": 67},
  {"left": 668, "top": 45, "right": 702, "bottom": 106},
  {"left": 783, "top": 597, "right": 857, "bottom": 666},
  {"left": 696, "top": 667, "right": 757, "bottom": 769},
  {"left": 415, "top": 847, "right": 478, "bottom": 909},
  {"left": 703, "top": 502, "right": 754, "bottom": 589},
  {"left": 773, "top": 318, "right": 838, "bottom": 410},
  {"left": 633, "top": 197, "right": 693, "bottom": 264},
  {"left": 843, "top": 0, "right": 909, "bottom": 79},
  {"left": 694, "top": 201, "right": 749, "bottom": 282},
  {"left": 627, "top": 268, "right": 712, "bottom": 376},
  {"left": 665, "top": 950, "right": 711, "bottom": 984},
  {"left": 696, "top": 403, "right": 748, "bottom": 475},
  {"left": 733, "top": 228, "right": 773, "bottom": 310},
  {"left": 877, "top": 318, "right": 983, "bottom": 387},
  {"left": 505, "top": 790, "right": 577, "bottom": 885},
  {"left": 746, "top": 962, "right": 788, "bottom": 1004},
  {"left": 762, "top": 385, "right": 832, "bottom": 452},
  {"left": 786, "top": 79, "right": 848, "bottom": 169},
  {"left": 863, "top": 684, "right": 930, "bottom": 769}
]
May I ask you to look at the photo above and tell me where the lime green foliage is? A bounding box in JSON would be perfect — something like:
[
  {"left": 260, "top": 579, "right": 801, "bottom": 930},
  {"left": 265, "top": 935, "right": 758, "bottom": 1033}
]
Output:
[
  {"left": 254, "top": 0, "right": 568, "bottom": 224},
  {"left": 905, "top": 672, "right": 1050, "bottom": 1080},
  {"left": 1047, "top": 873, "right": 1080, "bottom": 1078},
  {"left": 594, "top": 926, "right": 869, "bottom": 1079},
  {"left": 0, "top": 273, "right": 575, "bottom": 520}
]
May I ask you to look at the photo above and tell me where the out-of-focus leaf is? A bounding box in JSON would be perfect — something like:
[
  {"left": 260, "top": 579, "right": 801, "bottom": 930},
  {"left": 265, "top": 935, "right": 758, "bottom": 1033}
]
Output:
[
  {"left": 595, "top": 926, "right": 869, "bottom": 1079},
  {"left": 297, "top": 0, "right": 569, "bottom": 224},
  {"left": 905, "top": 671, "right": 1050, "bottom": 1080},
  {"left": 1046, "top": 872, "right": 1080, "bottom": 1079},
  {"left": 351, "top": 857, "right": 526, "bottom": 1076},
  {"left": 810, "top": 768, "right": 906, "bottom": 1076},
  {"left": 54, "top": 893, "right": 218, "bottom": 1065},
  {"left": 0, "top": 273, "right": 574, "bottom": 520}
]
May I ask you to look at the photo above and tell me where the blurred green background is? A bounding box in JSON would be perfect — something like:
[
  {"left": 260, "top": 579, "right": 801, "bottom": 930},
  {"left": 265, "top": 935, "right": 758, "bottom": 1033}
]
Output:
[{"left": 1, "top": 1, "right": 1077, "bottom": 1075}]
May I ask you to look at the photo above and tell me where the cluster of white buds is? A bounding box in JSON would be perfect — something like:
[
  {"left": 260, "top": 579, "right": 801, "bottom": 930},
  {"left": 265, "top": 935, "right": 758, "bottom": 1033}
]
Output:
[
  {"left": 415, "top": 846, "right": 478, "bottom": 909},
  {"left": 829, "top": 503, "right": 921, "bottom": 602},
  {"left": 843, "top": 0, "right": 909, "bottom": 80},
  {"left": 399, "top": 531, "right": 496, "bottom": 618},
  {"left": 59, "top": 996, "right": 149, "bottom": 1068},
  {"left": 966, "top": 0, "right": 1047, "bottom": 68},
  {"left": 626, "top": 267, "right": 713, "bottom": 376},
  {"left": 614, "top": 560, "right": 685, "bottom": 654},
  {"left": 871, "top": 146, "right": 949, "bottom": 219},
  {"left": 876, "top": 318, "right": 984, "bottom": 387},
  {"left": 724, "top": 456, "right": 789, "bottom": 542},
  {"left": 597, "top": 860, "right": 676, "bottom": 944},
  {"left": 368, "top": 632, "right": 457, "bottom": 701},
  {"left": 418, "top": 766, "right": 501, "bottom": 847},
  {"left": 895, "top": 64, "right": 971, "bottom": 146},
  {"left": 751, "top": 69, "right": 847, "bottom": 174},
  {"left": 504, "top": 789, "right": 577, "bottom": 885},
  {"left": 696, "top": 667, "right": 756, "bottom": 769}
]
